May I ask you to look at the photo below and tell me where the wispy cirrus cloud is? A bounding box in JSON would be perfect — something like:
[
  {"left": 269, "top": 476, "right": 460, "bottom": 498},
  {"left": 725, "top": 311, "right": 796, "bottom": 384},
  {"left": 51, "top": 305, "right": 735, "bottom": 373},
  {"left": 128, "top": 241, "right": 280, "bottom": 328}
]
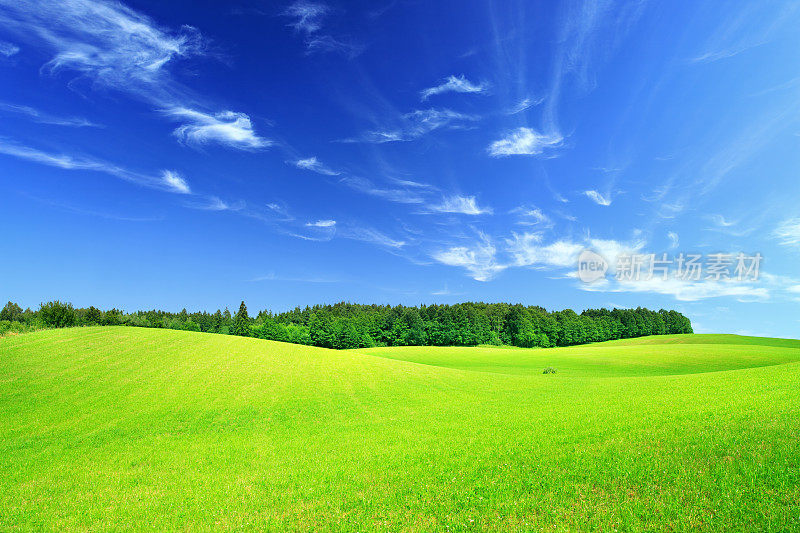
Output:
[
  {"left": 505, "top": 97, "right": 543, "bottom": 115},
  {"left": 488, "top": 127, "right": 562, "bottom": 157},
  {"left": 283, "top": 1, "right": 328, "bottom": 33},
  {"left": 0, "top": 102, "right": 101, "bottom": 127},
  {"left": 282, "top": 1, "right": 362, "bottom": 57},
  {"left": 688, "top": 3, "right": 799, "bottom": 64},
  {"left": 339, "top": 176, "right": 428, "bottom": 204},
  {"left": 431, "top": 284, "right": 464, "bottom": 296},
  {"left": 305, "top": 35, "right": 363, "bottom": 58},
  {"left": 185, "top": 195, "right": 243, "bottom": 211},
  {"left": 584, "top": 190, "right": 612, "bottom": 206},
  {"left": 432, "top": 233, "right": 505, "bottom": 282},
  {"left": 420, "top": 75, "right": 489, "bottom": 101},
  {"left": 504, "top": 233, "right": 646, "bottom": 286},
  {"left": 345, "top": 109, "right": 478, "bottom": 143},
  {"left": 774, "top": 218, "right": 800, "bottom": 248},
  {"left": 513, "top": 206, "right": 552, "bottom": 226},
  {"left": 250, "top": 272, "right": 340, "bottom": 283},
  {"left": 295, "top": 218, "right": 337, "bottom": 241},
  {"left": 0, "top": 0, "right": 204, "bottom": 103},
  {"left": 502, "top": 233, "right": 771, "bottom": 303},
  {"left": 263, "top": 202, "right": 294, "bottom": 222},
  {"left": 703, "top": 214, "right": 756, "bottom": 237},
  {"left": 434, "top": 230, "right": 645, "bottom": 283},
  {"left": 583, "top": 276, "right": 770, "bottom": 303},
  {"left": 0, "top": 0, "right": 268, "bottom": 147},
  {"left": 245, "top": 199, "right": 406, "bottom": 254},
  {"left": 429, "top": 195, "right": 492, "bottom": 215},
  {"left": 0, "top": 138, "right": 190, "bottom": 194},
  {"left": 506, "top": 232, "right": 585, "bottom": 269},
  {"left": 23, "top": 193, "right": 163, "bottom": 222},
  {"left": 160, "top": 170, "right": 191, "bottom": 194},
  {"left": 667, "top": 231, "right": 679, "bottom": 249},
  {"left": 292, "top": 156, "right": 340, "bottom": 175},
  {"left": 541, "top": 0, "right": 645, "bottom": 136},
  {"left": 0, "top": 40, "right": 19, "bottom": 57},
  {"left": 306, "top": 219, "right": 336, "bottom": 227},
  {"left": 340, "top": 225, "right": 406, "bottom": 249},
  {"left": 708, "top": 214, "right": 737, "bottom": 227},
  {"left": 163, "top": 107, "right": 270, "bottom": 150}
]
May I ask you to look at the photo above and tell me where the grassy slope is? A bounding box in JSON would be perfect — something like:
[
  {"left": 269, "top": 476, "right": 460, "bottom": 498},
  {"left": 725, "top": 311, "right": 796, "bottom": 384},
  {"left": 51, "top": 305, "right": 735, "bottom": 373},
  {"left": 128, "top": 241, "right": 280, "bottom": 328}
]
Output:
[
  {"left": 358, "top": 334, "right": 800, "bottom": 377},
  {"left": 1, "top": 327, "right": 799, "bottom": 531}
]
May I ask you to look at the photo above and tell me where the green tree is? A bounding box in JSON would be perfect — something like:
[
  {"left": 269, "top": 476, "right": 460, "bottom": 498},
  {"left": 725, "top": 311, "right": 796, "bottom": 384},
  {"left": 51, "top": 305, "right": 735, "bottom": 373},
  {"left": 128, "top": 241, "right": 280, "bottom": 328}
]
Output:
[
  {"left": 39, "top": 301, "right": 76, "bottom": 328},
  {"left": 232, "top": 301, "right": 251, "bottom": 337},
  {"left": 85, "top": 306, "right": 102, "bottom": 325},
  {"left": 0, "top": 301, "right": 23, "bottom": 322}
]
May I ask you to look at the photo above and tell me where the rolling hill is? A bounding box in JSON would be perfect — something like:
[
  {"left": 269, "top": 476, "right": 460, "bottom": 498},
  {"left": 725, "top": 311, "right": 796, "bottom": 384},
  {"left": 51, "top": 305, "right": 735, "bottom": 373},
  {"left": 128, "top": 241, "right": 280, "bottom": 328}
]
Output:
[{"left": 1, "top": 327, "right": 798, "bottom": 530}]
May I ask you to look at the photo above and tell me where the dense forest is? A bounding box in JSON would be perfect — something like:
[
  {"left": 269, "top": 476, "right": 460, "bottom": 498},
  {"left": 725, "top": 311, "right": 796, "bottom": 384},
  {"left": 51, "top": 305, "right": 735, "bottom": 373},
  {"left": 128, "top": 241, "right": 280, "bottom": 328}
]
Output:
[{"left": 0, "top": 300, "right": 692, "bottom": 349}]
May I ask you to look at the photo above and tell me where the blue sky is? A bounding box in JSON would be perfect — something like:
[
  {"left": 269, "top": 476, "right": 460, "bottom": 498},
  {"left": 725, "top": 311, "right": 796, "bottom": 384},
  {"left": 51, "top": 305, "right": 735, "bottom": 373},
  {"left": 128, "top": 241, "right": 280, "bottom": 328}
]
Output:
[{"left": 2, "top": 0, "right": 800, "bottom": 337}]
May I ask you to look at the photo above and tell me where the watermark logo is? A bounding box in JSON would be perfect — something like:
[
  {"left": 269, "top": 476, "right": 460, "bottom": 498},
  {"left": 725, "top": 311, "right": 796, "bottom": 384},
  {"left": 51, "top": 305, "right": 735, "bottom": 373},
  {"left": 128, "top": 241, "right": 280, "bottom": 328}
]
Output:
[
  {"left": 577, "top": 249, "right": 608, "bottom": 283},
  {"left": 576, "top": 250, "right": 763, "bottom": 284}
]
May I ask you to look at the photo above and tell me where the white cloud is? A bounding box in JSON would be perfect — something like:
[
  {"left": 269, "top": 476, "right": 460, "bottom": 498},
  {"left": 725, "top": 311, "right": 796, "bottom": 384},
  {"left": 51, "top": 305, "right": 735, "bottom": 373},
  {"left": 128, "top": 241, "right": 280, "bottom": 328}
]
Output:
[
  {"left": 584, "top": 190, "right": 612, "bottom": 206},
  {"left": 0, "top": 0, "right": 204, "bottom": 103},
  {"left": 430, "top": 195, "right": 492, "bottom": 215},
  {"left": 163, "top": 107, "right": 270, "bottom": 150},
  {"left": 488, "top": 127, "right": 562, "bottom": 157},
  {"left": 514, "top": 207, "right": 552, "bottom": 226},
  {"left": 585, "top": 276, "right": 770, "bottom": 303},
  {"left": 305, "top": 35, "right": 362, "bottom": 58},
  {"left": 186, "top": 195, "right": 244, "bottom": 211},
  {"left": 708, "top": 214, "right": 736, "bottom": 227},
  {"left": 283, "top": 1, "right": 328, "bottom": 33},
  {"left": 160, "top": 170, "right": 190, "bottom": 194},
  {"left": 348, "top": 109, "right": 478, "bottom": 143},
  {"left": 667, "top": 231, "right": 679, "bottom": 249},
  {"left": 388, "top": 177, "right": 437, "bottom": 190},
  {"left": 341, "top": 226, "right": 406, "bottom": 248},
  {"left": 288, "top": 232, "right": 333, "bottom": 242},
  {"left": 556, "top": 210, "right": 577, "bottom": 222},
  {"left": 658, "top": 201, "right": 683, "bottom": 218},
  {"left": 0, "top": 138, "right": 190, "bottom": 194},
  {"left": 432, "top": 231, "right": 640, "bottom": 282},
  {"left": 0, "top": 102, "right": 100, "bottom": 127},
  {"left": 339, "top": 176, "right": 428, "bottom": 204},
  {"left": 506, "top": 233, "right": 584, "bottom": 268},
  {"left": 430, "top": 225, "right": 776, "bottom": 304},
  {"left": 293, "top": 156, "right": 340, "bottom": 176},
  {"left": 505, "top": 97, "right": 544, "bottom": 115},
  {"left": 704, "top": 213, "right": 756, "bottom": 237},
  {"left": 774, "top": 218, "right": 800, "bottom": 247},
  {"left": 282, "top": 2, "right": 361, "bottom": 57},
  {"left": 263, "top": 202, "right": 294, "bottom": 222},
  {"left": 506, "top": 233, "right": 643, "bottom": 273},
  {"left": 0, "top": 40, "right": 19, "bottom": 57},
  {"left": 0, "top": 140, "right": 105, "bottom": 170},
  {"left": 0, "top": 0, "right": 266, "bottom": 148},
  {"left": 432, "top": 234, "right": 505, "bottom": 282},
  {"left": 306, "top": 219, "right": 336, "bottom": 227},
  {"left": 589, "top": 237, "right": 646, "bottom": 273},
  {"left": 420, "top": 75, "right": 489, "bottom": 101},
  {"left": 431, "top": 284, "right": 463, "bottom": 296},
  {"left": 688, "top": 4, "right": 795, "bottom": 65},
  {"left": 250, "top": 272, "right": 340, "bottom": 283}
]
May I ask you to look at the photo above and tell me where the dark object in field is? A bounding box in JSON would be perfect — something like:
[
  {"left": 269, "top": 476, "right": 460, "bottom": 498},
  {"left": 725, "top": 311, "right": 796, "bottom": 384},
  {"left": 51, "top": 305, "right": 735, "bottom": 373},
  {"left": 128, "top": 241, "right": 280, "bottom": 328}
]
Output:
[{"left": 542, "top": 367, "right": 557, "bottom": 374}]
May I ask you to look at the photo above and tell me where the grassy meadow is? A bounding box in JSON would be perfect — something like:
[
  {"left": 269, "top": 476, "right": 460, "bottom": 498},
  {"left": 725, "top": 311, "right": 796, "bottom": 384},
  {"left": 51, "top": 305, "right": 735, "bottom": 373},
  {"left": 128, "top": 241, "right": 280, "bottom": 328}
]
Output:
[{"left": 1, "top": 327, "right": 799, "bottom": 531}]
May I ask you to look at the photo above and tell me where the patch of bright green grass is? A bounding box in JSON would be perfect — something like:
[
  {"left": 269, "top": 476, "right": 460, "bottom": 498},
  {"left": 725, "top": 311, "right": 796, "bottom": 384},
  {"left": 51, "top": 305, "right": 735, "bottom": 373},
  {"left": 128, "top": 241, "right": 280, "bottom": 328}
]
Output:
[
  {"left": 359, "top": 334, "right": 800, "bottom": 377},
  {"left": 1, "top": 327, "right": 799, "bottom": 530}
]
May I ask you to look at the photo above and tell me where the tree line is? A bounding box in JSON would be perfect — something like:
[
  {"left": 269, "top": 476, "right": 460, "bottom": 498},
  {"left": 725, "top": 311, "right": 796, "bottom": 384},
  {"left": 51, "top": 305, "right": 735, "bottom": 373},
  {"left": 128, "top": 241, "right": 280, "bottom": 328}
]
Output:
[{"left": 1, "top": 300, "right": 692, "bottom": 349}]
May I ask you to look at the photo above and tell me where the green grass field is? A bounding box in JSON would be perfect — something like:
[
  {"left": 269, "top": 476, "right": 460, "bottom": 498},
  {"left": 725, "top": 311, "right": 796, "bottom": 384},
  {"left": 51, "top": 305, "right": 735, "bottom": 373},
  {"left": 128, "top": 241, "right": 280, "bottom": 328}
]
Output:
[{"left": 2, "top": 328, "right": 799, "bottom": 531}]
